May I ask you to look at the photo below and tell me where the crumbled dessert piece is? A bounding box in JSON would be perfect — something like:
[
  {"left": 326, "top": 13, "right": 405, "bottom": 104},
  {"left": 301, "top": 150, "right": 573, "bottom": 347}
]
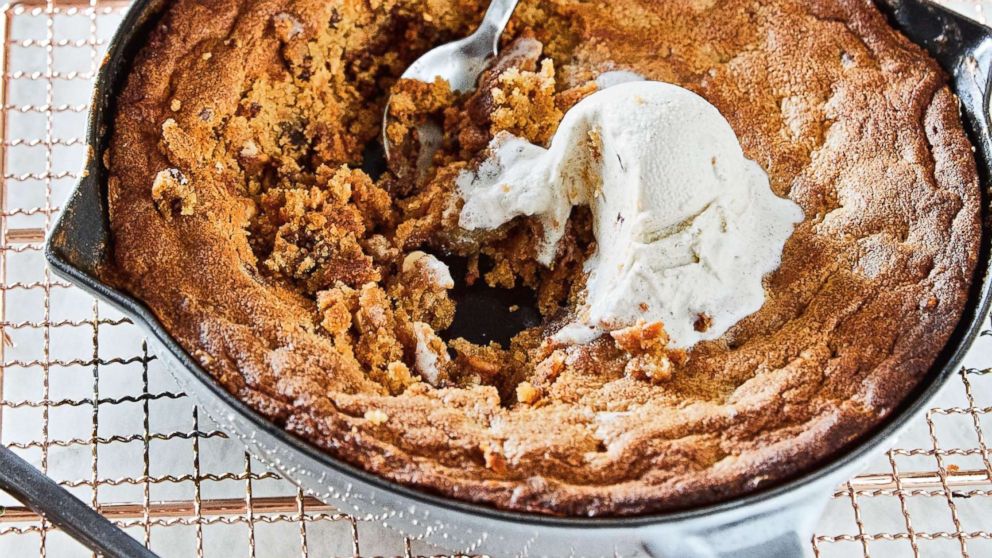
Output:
[
  {"left": 390, "top": 251, "right": 456, "bottom": 332},
  {"left": 403, "top": 251, "right": 455, "bottom": 288},
  {"left": 490, "top": 59, "right": 563, "bottom": 145},
  {"left": 236, "top": 138, "right": 269, "bottom": 175},
  {"left": 465, "top": 254, "right": 481, "bottom": 286},
  {"left": 485, "top": 255, "right": 519, "bottom": 289},
  {"left": 317, "top": 284, "right": 356, "bottom": 334},
  {"left": 449, "top": 339, "right": 507, "bottom": 385},
  {"left": 412, "top": 322, "right": 450, "bottom": 386},
  {"left": 318, "top": 284, "right": 416, "bottom": 393},
  {"left": 240, "top": 140, "right": 260, "bottom": 158},
  {"left": 531, "top": 349, "right": 566, "bottom": 388},
  {"left": 316, "top": 283, "right": 358, "bottom": 356},
  {"left": 261, "top": 189, "right": 377, "bottom": 291},
  {"left": 385, "top": 361, "right": 415, "bottom": 390},
  {"left": 364, "top": 409, "right": 389, "bottom": 425},
  {"left": 694, "top": 313, "right": 713, "bottom": 333},
  {"left": 273, "top": 12, "right": 304, "bottom": 41},
  {"left": 516, "top": 381, "right": 541, "bottom": 405},
  {"left": 170, "top": 99, "right": 182, "bottom": 112},
  {"left": 611, "top": 321, "right": 687, "bottom": 384},
  {"left": 629, "top": 352, "right": 674, "bottom": 383},
  {"left": 362, "top": 234, "right": 399, "bottom": 264},
  {"left": 385, "top": 77, "right": 457, "bottom": 184},
  {"left": 159, "top": 118, "right": 202, "bottom": 167},
  {"left": 611, "top": 321, "right": 669, "bottom": 354},
  {"left": 321, "top": 165, "right": 395, "bottom": 230},
  {"left": 391, "top": 161, "right": 465, "bottom": 251},
  {"left": 151, "top": 168, "right": 196, "bottom": 218},
  {"left": 255, "top": 168, "right": 382, "bottom": 294},
  {"left": 481, "top": 441, "right": 508, "bottom": 474},
  {"left": 354, "top": 284, "right": 412, "bottom": 394}
]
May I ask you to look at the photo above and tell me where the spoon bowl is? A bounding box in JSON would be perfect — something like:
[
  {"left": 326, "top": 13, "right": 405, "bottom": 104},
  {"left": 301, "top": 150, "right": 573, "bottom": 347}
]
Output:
[{"left": 381, "top": 0, "right": 520, "bottom": 163}]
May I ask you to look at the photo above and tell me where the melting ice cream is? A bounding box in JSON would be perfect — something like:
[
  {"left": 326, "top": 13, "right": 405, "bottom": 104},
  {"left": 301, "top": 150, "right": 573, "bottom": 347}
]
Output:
[{"left": 457, "top": 81, "right": 803, "bottom": 348}]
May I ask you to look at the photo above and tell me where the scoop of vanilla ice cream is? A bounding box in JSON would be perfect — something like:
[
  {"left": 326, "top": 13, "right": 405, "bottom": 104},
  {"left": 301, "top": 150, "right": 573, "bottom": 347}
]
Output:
[{"left": 457, "top": 81, "right": 803, "bottom": 348}]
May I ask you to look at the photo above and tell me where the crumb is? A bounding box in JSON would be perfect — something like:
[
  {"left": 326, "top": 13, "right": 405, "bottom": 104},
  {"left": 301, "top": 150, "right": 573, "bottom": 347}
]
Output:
[
  {"left": 509, "top": 305, "right": 520, "bottom": 313},
  {"left": 482, "top": 442, "right": 508, "bottom": 474},
  {"left": 412, "top": 322, "right": 450, "bottom": 386},
  {"left": 317, "top": 284, "right": 356, "bottom": 336},
  {"left": 611, "top": 321, "right": 686, "bottom": 384},
  {"left": 202, "top": 52, "right": 213, "bottom": 61},
  {"left": 516, "top": 381, "right": 541, "bottom": 405},
  {"left": 611, "top": 321, "right": 669, "bottom": 354},
  {"left": 450, "top": 339, "right": 506, "bottom": 383},
  {"left": 273, "top": 12, "right": 304, "bottom": 42},
  {"left": 392, "top": 252, "right": 456, "bottom": 332},
  {"left": 403, "top": 251, "right": 455, "bottom": 289},
  {"left": 484, "top": 256, "right": 518, "bottom": 289},
  {"left": 151, "top": 168, "right": 196, "bottom": 218},
  {"left": 587, "top": 128, "right": 603, "bottom": 162},
  {"left": 465, "top": 255, "right": 481, "bottom": 286},
  {"left": 694, "top": 313, "right": 713, "bottom": 333},
  {"left": 364, "top": 409, "right": 389, "bottom": 425},
  {"left": 354, "top": 285, "right": 411, "bottom": 394},
  {"left": 490, "top": 59, "right": 563, "bottom": 145},
  {"left": 532, "top": 349, "right": 566, "bottom": 386},
  {"left": 386, "top": 361, "right": 415, "bottom": 389},
  {"left": 170, "top": 99, "right": 182, "bottom": 112},
  {"left": 240, "top": 140, "right": 260, "bottom": 158}
]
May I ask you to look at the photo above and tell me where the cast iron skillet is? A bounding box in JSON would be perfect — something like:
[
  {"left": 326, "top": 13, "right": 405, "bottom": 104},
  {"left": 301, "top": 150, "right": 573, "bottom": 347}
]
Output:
[{"left": 38, "top": 0, "right": 992, "bottom": 556}]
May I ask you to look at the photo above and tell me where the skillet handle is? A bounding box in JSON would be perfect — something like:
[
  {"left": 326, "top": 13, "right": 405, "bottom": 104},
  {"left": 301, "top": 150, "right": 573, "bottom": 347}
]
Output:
[{"left": 639, "top": 492, "right": 827, "bottom": 558}]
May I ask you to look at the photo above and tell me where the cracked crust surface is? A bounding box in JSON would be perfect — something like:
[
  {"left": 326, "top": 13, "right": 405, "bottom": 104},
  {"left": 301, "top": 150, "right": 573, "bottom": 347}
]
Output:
[{"left": 106, "top": 0, "right": 981, "bottom": 516}]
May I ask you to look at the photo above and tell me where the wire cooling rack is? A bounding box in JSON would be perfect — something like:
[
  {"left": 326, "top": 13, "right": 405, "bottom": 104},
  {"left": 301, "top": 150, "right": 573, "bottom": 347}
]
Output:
[{"left": 0, "top": 1, "right": 991, "bottom": 556}]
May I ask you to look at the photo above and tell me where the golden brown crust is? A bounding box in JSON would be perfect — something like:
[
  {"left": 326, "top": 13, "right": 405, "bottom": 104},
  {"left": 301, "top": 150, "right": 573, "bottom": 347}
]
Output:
[{"left": 106, "top": 0, "right": 981, "bottom": 516}]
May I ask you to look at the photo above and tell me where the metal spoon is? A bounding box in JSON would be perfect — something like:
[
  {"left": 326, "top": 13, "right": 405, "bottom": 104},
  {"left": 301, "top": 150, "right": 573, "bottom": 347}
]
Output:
[{"left": 381, "top": 0, "right": 521, "bottom": 164}]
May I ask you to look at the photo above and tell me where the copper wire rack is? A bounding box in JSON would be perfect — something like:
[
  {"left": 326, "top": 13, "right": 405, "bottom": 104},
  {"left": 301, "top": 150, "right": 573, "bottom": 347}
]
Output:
[{"left": 0, "top": 0, "right": 991, "bottom": 556}]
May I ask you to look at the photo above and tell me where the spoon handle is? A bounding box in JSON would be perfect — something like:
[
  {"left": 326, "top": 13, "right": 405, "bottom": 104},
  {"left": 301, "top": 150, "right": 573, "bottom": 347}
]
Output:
[
  {"left": 474, "top": 0, "right": 522, "bottom": 55},
  {"left": 0, "top": 445, "right": 159, "bottom": 558}
]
